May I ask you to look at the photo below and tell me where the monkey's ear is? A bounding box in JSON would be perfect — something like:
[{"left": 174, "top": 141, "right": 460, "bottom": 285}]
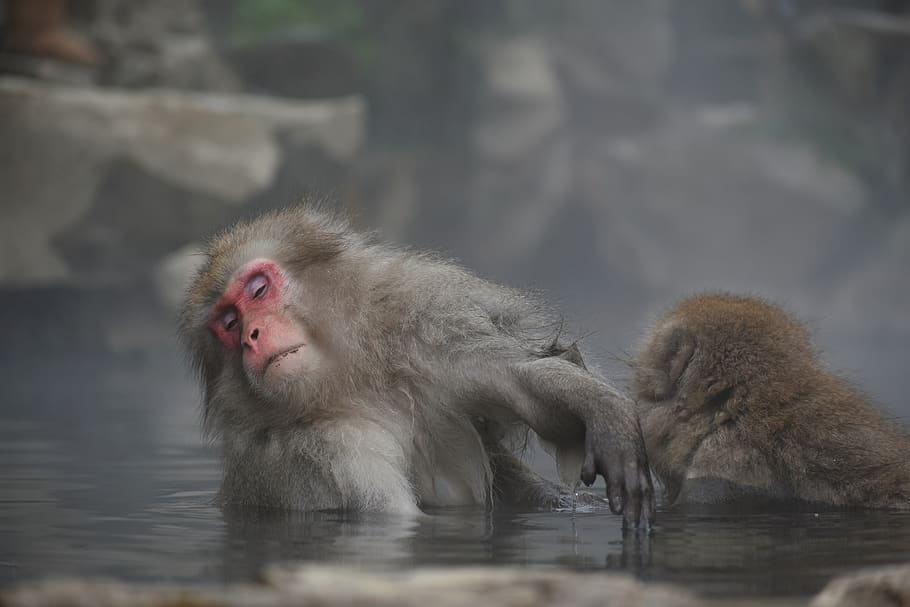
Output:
[
  {"left": 664, "top": 328, "right": 696, "bottom": 386},
  {"left": 647, "top": 327, "right": 696, "bottom": 400}
]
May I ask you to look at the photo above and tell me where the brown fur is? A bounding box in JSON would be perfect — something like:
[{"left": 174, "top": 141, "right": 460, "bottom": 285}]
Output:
[{"left": 632, "top": 293, "right": 910, "bottom": 509}]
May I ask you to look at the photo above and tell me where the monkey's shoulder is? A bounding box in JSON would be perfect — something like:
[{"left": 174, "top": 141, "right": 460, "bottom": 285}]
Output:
[{"left": 366, "top": 253, "right": 550, "bottom": 338}]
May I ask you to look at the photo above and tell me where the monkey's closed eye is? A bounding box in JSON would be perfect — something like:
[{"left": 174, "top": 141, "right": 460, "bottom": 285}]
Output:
[
  {"left": 246, "top": 274, "right": 269, "bottom": 300},
  {"left": 222, "top": 309, "right": 238, "bottom": 331}
]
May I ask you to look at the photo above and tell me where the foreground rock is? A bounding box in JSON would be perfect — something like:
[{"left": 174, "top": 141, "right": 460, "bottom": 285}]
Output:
[
  {"left": 12, "top": 562, "right": 910, "bottom": 606},
  {"left": 811, "top": 563, "right": 910, "bottom": 607},
  {"left": 1, "top": 566, "right": 701, "bottom": 607}
]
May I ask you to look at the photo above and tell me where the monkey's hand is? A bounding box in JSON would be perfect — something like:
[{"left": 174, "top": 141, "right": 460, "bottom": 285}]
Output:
[
  {"left": 580, "top": 401, "right": 655, "bottom": 529},
  {"left": 510, "top": 358, "right": 655, "bottom": 529}
]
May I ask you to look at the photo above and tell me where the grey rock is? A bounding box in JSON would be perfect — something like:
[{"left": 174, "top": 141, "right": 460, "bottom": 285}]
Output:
[
  {"left": 90, "top": 0, "right": 241, "bottom": 91},
  {"left": 0, "top": 118, "right": 103, "bottom": 285},
  {"left": 579, "top": 114, "right": 866, "bottom": 297},
  {"left": 474, "top": 37, "right": 565, "bottom": 162},
  {"left": 153, "top": 243, "right": 204, "bottom": 312},
  {"left": 811, "top": 562, "right": 910, "bottom": 607},
  {"left": 469, "top": 36, "right": 572, "bottom": 267},
  {"left": 266, "top": 566, "right": 702, "bottom": 607},
  {"left": 0, "top": 76, "right": 365, "bottom": 286},
  {"left": 0, "top": 566, "right": 704, "bottom": 607},
  {"left": 226, "top": 27, "right": 359, "bottom": 100},
  {"left": 825, "top": 217, "right": 910, "bottom": 335}
]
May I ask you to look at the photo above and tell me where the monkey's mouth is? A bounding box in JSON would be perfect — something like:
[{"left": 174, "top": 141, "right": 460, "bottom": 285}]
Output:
[{"left": 264, "top": 344, "right": 306, "bottom": 371}]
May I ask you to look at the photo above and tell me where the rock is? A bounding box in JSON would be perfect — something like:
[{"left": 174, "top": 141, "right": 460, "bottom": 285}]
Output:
[
  {"left": 469, "top": 36, "right": 572, "bottom": 267},
  {"left": 811, "top": 562, "right": 910, "bottom": 607},
  {"left": 0, "top": 76, "right": 365, "bottom": 287},
  {"left": 0, "top": 117, "right": 101, "bottom": 285},
  {"left": 825, "top": 216, "right": 910, "bottom": 335},
  {"left": 0, "top": 579, "right": 277, "bottom": 607},
  {"left": 90, "top": 0, "right": 241, "bottom": 91},
  {"left": 576, "top": 112, "right": 867, "bottom": 298},
  {"left": 153, "top": 243, "right": 204, "bottom": 312},
  {"left": 0, "top": 566, "right": 704, "bottom": 607},
  {"left": 550, "top": 0, "right": 671, "bottom": 131},
  {"left": 227, "top": 27, "right": 359, "bottom": 99},
  {"left": 266, "top": 566, "right": 702, "bottom": 607},
  {"left": 474, "top": 37, "right": 565, "bottom": 161}
]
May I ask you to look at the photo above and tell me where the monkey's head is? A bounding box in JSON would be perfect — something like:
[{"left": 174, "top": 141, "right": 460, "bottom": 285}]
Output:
[
  {"left": 180, "top": 208, "right": 367, "bottom": 428},
  {"left": 630, "top": 294, "right": 818, "bottom": 496},
  {"left": 633, "top": 293, "right": 816, "bottom": 414},
  {"left": 631, "top": 293, "right": 819, "bottom": 465}
]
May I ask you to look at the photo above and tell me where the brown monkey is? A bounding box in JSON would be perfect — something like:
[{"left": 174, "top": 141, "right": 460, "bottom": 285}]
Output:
[
  {"left": 632, "top": 293, "right": 910, "bottom": 509},
  {"left": 180, "top": 206, "right": 653, "bottom": 526}
]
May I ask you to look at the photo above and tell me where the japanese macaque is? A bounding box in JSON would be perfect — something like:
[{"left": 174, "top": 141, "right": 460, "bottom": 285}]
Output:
[
  {"left": 180, "top": 206, "right": 653, "bottom": 526},
  {"left": 632, "top": 293, "right": 910, "bottom": 509}
]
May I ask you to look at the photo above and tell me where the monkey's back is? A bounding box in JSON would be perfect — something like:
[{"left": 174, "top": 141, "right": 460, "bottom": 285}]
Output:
[{"left": 637, "top": 293, "right": 910, "bottom": 510}]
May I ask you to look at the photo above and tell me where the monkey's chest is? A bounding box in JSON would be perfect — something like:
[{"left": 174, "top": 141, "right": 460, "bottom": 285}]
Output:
[{"left": 221, "top": 437, "right": 341, "bottom": 510}]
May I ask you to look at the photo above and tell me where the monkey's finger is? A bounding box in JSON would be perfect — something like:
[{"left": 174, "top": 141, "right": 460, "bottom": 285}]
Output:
[
  {"left": 626, "top": 481, "right": 641, "bottom": 528},
  {"left": 623, "top": 460, "right": 643, "bottom": 528},
  {"left": 581, "top": 442, "right": 597, "bottom": 486},
  {"left": 607, "top": 467, "right": 625, "bottom": 515},
  {"left": 637, "top": 447, "right": 657, "bottom": 528},
  {"left": 640, "top": 470, "right": 655, "bottom": 529},
  {"left": 623, "top": 493, "right": 639, "bottom": 530}
]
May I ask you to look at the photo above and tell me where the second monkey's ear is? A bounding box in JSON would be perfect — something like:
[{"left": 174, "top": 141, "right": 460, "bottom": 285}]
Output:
[{"left": 640, "top": 326, "right": 696, "bottom": 401}]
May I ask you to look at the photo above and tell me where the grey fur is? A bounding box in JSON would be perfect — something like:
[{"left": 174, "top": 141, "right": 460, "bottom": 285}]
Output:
[{"left": 180, "top": 206, "right": 652, "bottom": 524}]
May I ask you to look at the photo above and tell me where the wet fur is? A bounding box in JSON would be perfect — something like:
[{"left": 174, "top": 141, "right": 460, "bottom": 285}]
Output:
[
  {"left": 632, "top": 293, "right": 910, "bottom": 509},
  {"left": 180, "top": 206, "right": 608, "bottom": 513}
]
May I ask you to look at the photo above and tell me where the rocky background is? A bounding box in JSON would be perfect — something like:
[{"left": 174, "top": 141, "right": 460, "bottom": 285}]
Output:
[{"left": 2, "top": 0, "right": 909, "bottom": 418}]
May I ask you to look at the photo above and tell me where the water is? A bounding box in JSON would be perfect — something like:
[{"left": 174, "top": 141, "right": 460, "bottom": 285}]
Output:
[{"left": 2, "top": 346, "right": 910, "bottom": 601}]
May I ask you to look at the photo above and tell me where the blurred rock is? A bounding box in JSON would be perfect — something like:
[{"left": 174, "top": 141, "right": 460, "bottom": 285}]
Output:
[
  {"left": 666, "top": 0, "right": 768, "bottom": 103},
  {"left": 1, "top": 566, "right": 703, "bottom": 607},
  {"left": 551, "top": 0, "right": 671, "bottom": 132},
  {"left": 826, "top": 215, "right": 910, "bottom": 335},
  {"left": 469, "top": 35, "right": 571, "bottom": 267},
  {"left": 227, "top": 27, "right": 359, "bottom": 99},
  {"left": 764, "top": 5, "right": 910, "bottom": 196},
  {"left": 91, "top": 0, "right": 241, "bottom": 91},
  {"left": 153, "top": 243, "right": 204, "bottom": 312},
  {"left": 264, "top": 566, "right": 702, "bottom": 607},
  {"left": 578, "top": 111, "right": 867, "bottom": 298},
  {"left": 0, "top": 76, "right": 365, "bottom": 287},
  {"left": 474, "top": 37, "right": 564, "bottom": 161},
  {"left": 811, "top": 562, "right": 910, "bottom": 607}
]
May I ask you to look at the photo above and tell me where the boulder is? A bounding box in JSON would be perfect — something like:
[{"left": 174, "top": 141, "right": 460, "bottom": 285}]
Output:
[
  {"left": 0, "top": 76, "right": 365, "bottom": 287},
  {"left": 0, "top": 566, "right": 703, "bottom": 607},
  {"left": 811, "top": 562, "right": 910, "bottom": 607}
]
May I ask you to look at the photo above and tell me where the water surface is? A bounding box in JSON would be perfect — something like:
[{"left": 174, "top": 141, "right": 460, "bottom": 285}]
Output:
[{"left": 2, "top": 347, "right": 909, "bottom": 600}]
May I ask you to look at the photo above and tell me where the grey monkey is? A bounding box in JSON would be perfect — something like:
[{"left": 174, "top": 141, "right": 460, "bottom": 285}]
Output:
[{"left": 180, "top": 205, "right": 653, "bottom": 526}]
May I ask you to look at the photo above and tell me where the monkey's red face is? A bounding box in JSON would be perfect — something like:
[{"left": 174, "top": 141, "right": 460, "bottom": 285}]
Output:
[{"left": 209, "top": 259, "right": 313, "bottom": 385}]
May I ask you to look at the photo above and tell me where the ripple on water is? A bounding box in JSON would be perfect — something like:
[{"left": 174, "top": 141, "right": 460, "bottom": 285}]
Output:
[{"left": 2, "top": 357, "right": 910, "bottom": 598}]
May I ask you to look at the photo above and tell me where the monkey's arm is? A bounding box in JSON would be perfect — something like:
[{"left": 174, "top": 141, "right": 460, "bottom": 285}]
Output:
[{"left": 505, "top": 357, "right": 655, "bottom": 527}]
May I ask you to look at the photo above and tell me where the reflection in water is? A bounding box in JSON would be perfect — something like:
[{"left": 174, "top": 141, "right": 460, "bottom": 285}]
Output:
[
  {"left": 2, "top": 350, "right": 910, "bottom": 599},
  {"left": 220, "top": 508, "right": 423, "bottom": 575}
]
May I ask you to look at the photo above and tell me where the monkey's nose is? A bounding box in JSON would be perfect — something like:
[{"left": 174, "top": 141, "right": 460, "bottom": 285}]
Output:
[{"left": 243, "top": 327, "right": 260, "bottom": 349}]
